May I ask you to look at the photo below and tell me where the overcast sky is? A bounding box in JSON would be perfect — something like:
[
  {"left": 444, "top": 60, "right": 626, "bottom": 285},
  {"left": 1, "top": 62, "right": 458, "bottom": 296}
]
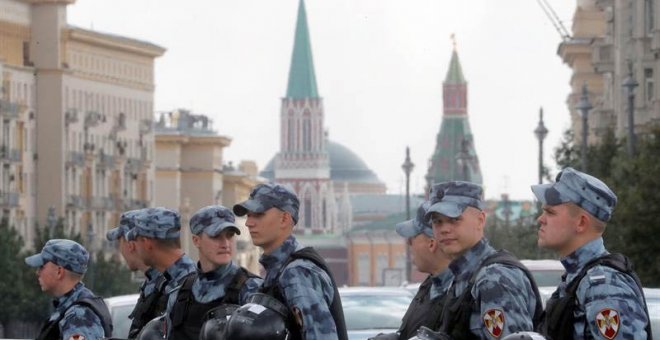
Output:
[{"left": 68, "top": 0, "right": 576, "bottom": 200}]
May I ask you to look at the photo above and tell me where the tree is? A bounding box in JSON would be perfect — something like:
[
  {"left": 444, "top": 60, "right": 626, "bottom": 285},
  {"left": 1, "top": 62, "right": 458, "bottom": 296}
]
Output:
[
  {"left": 0, "top": 218, "right": 27, "bottom": 332},
  {"left": 553, "top": 127, "right": 660, "bottom": 286}
]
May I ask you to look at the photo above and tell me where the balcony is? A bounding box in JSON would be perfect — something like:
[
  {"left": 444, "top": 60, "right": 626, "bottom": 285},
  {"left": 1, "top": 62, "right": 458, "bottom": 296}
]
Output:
[
  {"left": 0, "top": 192, "right": 19, "bottom": 208},
  {"left": 592, "top": 41, "right": 614, "bottom": 73},
  {"left": 0, "top": 100, "right": 19, "bottom": 119},
  {"left": 67, "top": 151, "right": 85, "bottom": 167},
  {"left": 0, "top": 146, "right": 21, "bottom": 163},
  {"left": 90, "top": 196, "right": 106, "bottom": 210},
  {"left": 96, "top": 153, "right": 115, "bottom": 170},
  {"left": 126, "top": 158, "right": 144, "bottom": 173},
  {"left": 123, "top": 199, "right": 148, "bottom": 210},
  {"left": 66, "top": 195, "right": 86, "bottom": 209},
  {"left": 104, "top": 197, "right": 115, "bottom": 210}
]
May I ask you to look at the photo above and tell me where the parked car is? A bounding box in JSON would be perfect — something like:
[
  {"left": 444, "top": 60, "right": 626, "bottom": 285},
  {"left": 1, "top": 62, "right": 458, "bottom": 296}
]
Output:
[
  {"left": 520, "top": 259, "right": 564, "bottom": 307},
  {"left": 104, "top": 294, "right": 139, "bottom": 339},
  {"left": 339, "top": 286, "right": 414, "bottom": 340},
  {"left": 105, "top": 287, "right": 414, "bottom": 340},
  {"left": 644, "top": 288, "right": 660, "bottom": 340}
]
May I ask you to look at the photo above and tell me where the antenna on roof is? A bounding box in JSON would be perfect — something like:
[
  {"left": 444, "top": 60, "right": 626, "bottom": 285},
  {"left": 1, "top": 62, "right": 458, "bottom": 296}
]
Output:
[{"left": 535, "top": 0, "right": 571, "bottom": 41}]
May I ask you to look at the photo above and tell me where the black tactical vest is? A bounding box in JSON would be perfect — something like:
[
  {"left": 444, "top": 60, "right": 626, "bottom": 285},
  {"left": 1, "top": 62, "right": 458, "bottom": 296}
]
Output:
[
  {"left": 538, "top": 253, "right": 652, "bottom": 340},
  {"left": 128, "top": 274, "right": 168, "bottom": 339},
  {"left": 397, "top": 275, "right": 446, "bottom": 340},
  {"left": 437, "top": 250, "right": 543, "bottom": 339},
  {"left": 169, "top": 267, "right": 259, "bottom": 340},
  {"left": 260, "top": 247, "right": 349, "bottom": 340},
  {"left": 36, "top": 296, "right": 113, "bottom": 340}
]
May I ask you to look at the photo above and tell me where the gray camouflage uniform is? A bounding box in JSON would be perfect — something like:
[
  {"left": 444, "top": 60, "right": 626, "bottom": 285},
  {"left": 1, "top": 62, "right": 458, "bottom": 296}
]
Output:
[
  {"left": 25, "top": 239, "right": 108, "bottom": 339},
  {"left": 532, "top": 167, "right": 650, "bottom": 339}
]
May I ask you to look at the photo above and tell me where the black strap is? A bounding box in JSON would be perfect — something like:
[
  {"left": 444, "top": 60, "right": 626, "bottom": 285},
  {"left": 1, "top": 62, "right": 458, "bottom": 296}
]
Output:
[
  {"left": 170, "top": 273, "right": 197, "bottom": 328},
  {"left": 221, "top": 267, "right": 257, "bottom": 304}
]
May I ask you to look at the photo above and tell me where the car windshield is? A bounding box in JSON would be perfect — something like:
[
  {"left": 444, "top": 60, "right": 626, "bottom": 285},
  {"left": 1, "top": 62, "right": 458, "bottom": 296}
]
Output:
[
  {"left": 530, "top": 270, "right": 564, "bottom": 287},
  {"left": 341, "top": 291, "right": 412, "bottom": 330}
]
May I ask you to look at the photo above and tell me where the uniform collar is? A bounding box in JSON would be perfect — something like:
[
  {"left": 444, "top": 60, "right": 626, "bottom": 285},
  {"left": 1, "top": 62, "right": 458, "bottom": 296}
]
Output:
[
  {"left": 144, "top": 267, "right": 160, "bottom": 281},
  {"left": 448, "top": 237, "right": 495, "bottom": 282},
  {"left": 259, "top": 235, "right": 300, "bottom": 285},
  {"left": 198, "top": 261, "right": 236, "bottom": 281},
  {"left": 430, "top": 268, "right": 454, "bottom": 300},
  {"left": 163, "top": 255, "right": 197, "bottom": 289},
  {"left": 561, "top": 237, "right": 608, "bottom": 279},
  {"left": 52, "top": 282, "right": 85, "bottom": 315}
]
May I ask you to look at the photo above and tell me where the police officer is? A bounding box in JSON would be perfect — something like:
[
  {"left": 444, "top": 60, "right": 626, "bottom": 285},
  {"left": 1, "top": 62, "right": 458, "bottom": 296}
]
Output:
[
  {"left": 106, "top": 209, "right": 166, "bottom": 338},
  {"left": 532, "top": 167, "right": 651, "bottom": 339},
  {"left": 25, "top": 239, "right": 112, "bottom": 340},
  {"left": 370, "top": 201, "right": 453, "bottom": 340},
  {"left": 427, "top": 181, "right": 542, "bottom": 339},
  {"left": 232, "top": 183, "right": 348, "bottom": 340},
  {"left": 125, "top": 207, "right": 197, "bottom": 338},
  {"left": 168, "top": 205, "right": 263, "bottom": 340}
]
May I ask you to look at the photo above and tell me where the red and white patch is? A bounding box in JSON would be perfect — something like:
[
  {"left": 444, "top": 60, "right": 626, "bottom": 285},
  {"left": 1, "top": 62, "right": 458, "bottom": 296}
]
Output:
[
  {"left": 596, "top": 308, "right": 620, "bottom": 339},
  {"left": 483, "top": 308, "right": 505, "bottom": 338},
  {"left": 69, "top": 335, "right": 85, "bottom": 340}
]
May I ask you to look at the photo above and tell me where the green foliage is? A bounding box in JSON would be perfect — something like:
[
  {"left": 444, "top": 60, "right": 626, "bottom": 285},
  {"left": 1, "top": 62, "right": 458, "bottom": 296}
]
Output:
[
  {"left": 85, "top": 250, "right": 139, "bottom": 297},
  {"left": 485, "top": 216, "right": 555, "bottom": 260},
  {"left": 0, "top": 218, "right": 26, "bottom": 325},
  {"left": 553, "top": 127, "right": 660, "bottom": 286}
]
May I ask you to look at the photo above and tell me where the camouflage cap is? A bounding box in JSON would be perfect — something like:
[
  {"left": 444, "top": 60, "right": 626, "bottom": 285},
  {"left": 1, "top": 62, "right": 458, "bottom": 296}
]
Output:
[
  {"left": 25, "top": 239, "right": 90, "bottom": 274},
  {"left": 106, "top": 209, "right": 141, "bottom": 241},
  {"left": 531, "top": 167, "right": 617, "bottom": 222},
  {"left": 425, "top": 181, "right": 485, "bottom": 219},
  {"left": 396, "top": 201, "right": 434, "bottom": 238},
  {"left": 190, "top": 205, "right": 240, "bottom": 237},
  {"left": 125, "top": 207, "right": 181, "bottom": 241},
  {"left": 233, "top": 183, "right": 300, "bottom": 224}
]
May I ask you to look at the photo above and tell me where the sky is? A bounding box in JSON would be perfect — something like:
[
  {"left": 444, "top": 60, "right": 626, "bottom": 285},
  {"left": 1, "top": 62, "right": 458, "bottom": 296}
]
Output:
[{"left": 68, "top": 0, "right": 576, "bottom": 200}]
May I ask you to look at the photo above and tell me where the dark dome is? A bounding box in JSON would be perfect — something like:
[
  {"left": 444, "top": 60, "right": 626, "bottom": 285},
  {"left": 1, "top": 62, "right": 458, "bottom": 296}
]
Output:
[{"left": 260, "top": 141, "right": 382, "bottom": 184}]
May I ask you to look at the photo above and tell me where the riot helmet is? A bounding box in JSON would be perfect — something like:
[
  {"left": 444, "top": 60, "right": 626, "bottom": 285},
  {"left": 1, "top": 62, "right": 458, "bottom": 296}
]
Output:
[
  {"left": 500, "top": 331, "right": 548, "bottom": 340},
  {"left": 135, "top": 315, "right": 167, "bottom": 340},
  {"left": 223, "top": 293, "right": 290, "bottom": 340},
  {"left": 199, "top": 304, "right": 241, "bottom": 340}
]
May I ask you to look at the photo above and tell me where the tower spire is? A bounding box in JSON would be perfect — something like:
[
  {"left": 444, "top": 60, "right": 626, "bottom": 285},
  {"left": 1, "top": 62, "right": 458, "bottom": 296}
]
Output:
[
  {"left": 445, "top": 35, "right": 465, "bottom": 85},
  {"left": 286, "top": 0, "right": 319, "bottom": 99}
]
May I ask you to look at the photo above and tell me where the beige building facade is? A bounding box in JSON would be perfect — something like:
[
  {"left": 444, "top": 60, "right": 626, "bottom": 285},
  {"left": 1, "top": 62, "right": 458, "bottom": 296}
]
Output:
[
  {"left": 0, "top": 0, "right": 164, "bottom": 249},
  {"left": 560, "top": 0, "right": 660, "bottom": 143},
  {"left": 154, "top": 109, "right": 263, "bottom": 272}
]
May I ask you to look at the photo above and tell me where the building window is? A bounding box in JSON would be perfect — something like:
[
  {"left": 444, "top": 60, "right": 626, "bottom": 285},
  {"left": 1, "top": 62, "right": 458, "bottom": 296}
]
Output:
[
  {"left": 303, "top": 119, "right": 311, "bottom": 151},
  {"left": 646, "top": 0, "right": 655, "bottom": 34},
  {"left": 358, "top": 253, "right": 370, "bottom": 285},
  {"left": 645, "top": 68, "right": 655, "bottom": 102},
  {"left": 304, "top": 193, "right": 312, "bottom": 229}
]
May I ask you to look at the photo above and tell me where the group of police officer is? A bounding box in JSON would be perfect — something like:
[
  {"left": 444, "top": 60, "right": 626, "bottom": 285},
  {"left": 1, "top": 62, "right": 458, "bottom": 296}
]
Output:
[{"left": 24, "top": 167, "right": 652, "bottom": 339}]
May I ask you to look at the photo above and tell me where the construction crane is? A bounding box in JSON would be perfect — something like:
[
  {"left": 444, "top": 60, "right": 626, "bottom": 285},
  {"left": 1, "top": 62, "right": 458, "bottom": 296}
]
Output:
[{"left": 536, "top": 0, "right": 572, "bottom": 41}]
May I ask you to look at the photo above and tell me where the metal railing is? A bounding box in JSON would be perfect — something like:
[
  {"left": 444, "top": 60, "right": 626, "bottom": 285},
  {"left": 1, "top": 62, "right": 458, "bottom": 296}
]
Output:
[
  {"left": 0, "top": 192, "right": 19, "bottom": 207},
  {"left": 0, "top": 99, "right": 19, "bottom": 118}
]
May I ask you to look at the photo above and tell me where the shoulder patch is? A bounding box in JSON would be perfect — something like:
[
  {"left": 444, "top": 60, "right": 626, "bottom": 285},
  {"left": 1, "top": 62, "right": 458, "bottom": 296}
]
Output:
[
  {"left": 595, "top": 308, "right": 620, "bottom": 340},
  {"left": 483, "top": 308, "right": 505, "bottom": 338},
  {"left": 69, "top": 335, "right": 85, "bottom": 340}
]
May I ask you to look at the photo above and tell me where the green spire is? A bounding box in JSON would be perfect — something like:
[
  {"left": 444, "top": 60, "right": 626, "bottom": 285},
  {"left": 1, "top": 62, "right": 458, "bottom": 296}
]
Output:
[
  {"left": 444, "top": 50, "right": 466, "bottom": 84},
  {"left": 286, "top": 0, "right": 319, "bottom": 99}
]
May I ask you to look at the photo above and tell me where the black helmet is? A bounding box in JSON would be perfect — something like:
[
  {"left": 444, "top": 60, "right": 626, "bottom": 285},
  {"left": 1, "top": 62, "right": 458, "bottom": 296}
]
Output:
[
  {"left": 223, "top": 293, "right": 290, "bottom": 340},
  {"left": 501, "top": 331, "right": 548, "bottom": 340},
  {"left": 407, "top": 326, "right": 452, "bottom": 340},
  {"left": 135, "top": 315, "right": 167, "bottom": 340},
  {"left": 198, "top": 304, "right": 241, "bottom": 340}
]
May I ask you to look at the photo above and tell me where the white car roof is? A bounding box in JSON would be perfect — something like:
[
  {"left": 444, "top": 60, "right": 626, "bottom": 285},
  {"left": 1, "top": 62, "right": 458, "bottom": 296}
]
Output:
[{"left": 520, "top": 259, "right": 564, "bottom": 270}]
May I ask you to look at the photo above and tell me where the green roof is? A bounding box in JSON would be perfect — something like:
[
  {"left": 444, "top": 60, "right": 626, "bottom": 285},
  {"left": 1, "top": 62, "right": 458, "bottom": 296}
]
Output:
[
  {"left": 426, "top": 116, "right": 482, "bottom": 184},
  {"left": 351, "top": 212, "right": 407, "bottom": 232},
  {"left": 444, "top": 50, "right": 466, "bottom": 84},
  {"left": 286, "top": 0, "right": 319, "bottom": 99}
]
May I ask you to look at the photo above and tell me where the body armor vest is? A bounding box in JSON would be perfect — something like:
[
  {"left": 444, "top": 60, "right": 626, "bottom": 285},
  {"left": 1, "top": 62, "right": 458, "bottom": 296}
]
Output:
[
  {"left": 260, "top": 247, "right": 349, "bottom": 340},
  {"left": 128, "top": 275, "right": 168, "bottom": 339},
  {"left": 438, "top": 250, "right": 543, "bottom": 339},
  {"left": 539, "top": 253, "right": 652, "bottom": 340},
  {"left": 398, "top": 276, "right": 445, "bottom": 340},
  {"left": 169, "top": 267, "right": 257, "bottom": 340},
  {"left": 36, "top": 296, "right": 112, "bottom": 340}
]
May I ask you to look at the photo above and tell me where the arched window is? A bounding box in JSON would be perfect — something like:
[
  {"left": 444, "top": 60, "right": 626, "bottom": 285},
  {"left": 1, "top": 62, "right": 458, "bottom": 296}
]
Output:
[
  {"left": 304, "top": 194, "right": 312, "bottom": 229},
  {"left": 303, "top": 119, "right": 311, "bottom": 151}
]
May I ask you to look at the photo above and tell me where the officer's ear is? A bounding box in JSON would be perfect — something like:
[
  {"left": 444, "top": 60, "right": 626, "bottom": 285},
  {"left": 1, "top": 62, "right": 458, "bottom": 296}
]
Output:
[{"left": 192, "top": 234, "right": 202, "bottom": 248}]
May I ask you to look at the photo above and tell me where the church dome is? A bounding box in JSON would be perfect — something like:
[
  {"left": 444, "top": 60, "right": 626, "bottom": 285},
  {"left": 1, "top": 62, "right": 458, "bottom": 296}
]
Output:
[{"left": 260, "top": 141, "right": 385, "bottom": 191}]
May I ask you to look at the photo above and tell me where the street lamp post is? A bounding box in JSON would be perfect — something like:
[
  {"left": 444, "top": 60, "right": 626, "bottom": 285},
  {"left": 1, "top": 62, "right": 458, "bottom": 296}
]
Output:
[
  {"left": 47, "top": 206, "right": 57, "bottom": 238},
  {"left": 533, "top": 107, "right": 549, "bottom": 185},
  {"left": 622, "top": 65, "right": 639, "bottom": 156},
  {"left": 87, "top": 223, "right": 96, "bottom": 290},
  {"left": 455, "top": 138, "right": 472, "bottom": 181},
  {"left": 576, "top": 83, "right": 593, "bottom": 172},
  {"left": 401, "top": 147, "right": 414, "bottom": 283}
]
